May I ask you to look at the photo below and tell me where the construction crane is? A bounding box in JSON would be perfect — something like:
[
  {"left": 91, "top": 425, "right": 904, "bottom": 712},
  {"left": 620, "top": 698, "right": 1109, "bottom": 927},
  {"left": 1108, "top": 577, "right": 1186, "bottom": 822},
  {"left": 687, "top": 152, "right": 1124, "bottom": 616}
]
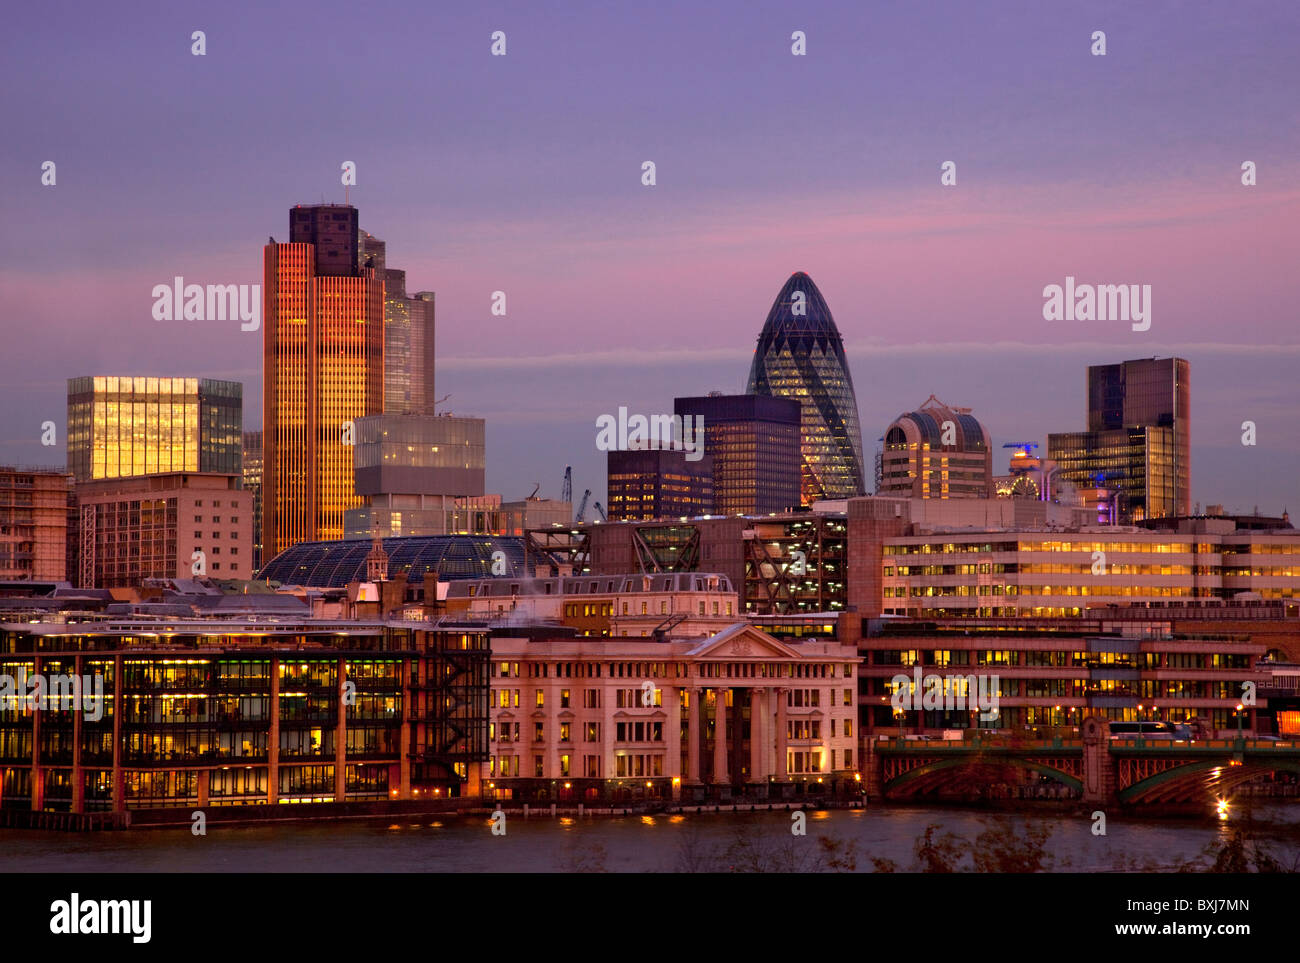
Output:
[
  {"left": 433, "top": 393, "right": 452, "bottom": 415},
  {"left": 561, "top": 466, "right": 572, "bottom": 505},
  {"left": 527, "top": 483, "right": 540, "bottom": 499},
  {"left": 593, "top": 501, "right": 608, "bottom": 522},
  {"left": 575, "top": 489, "right": 591, "bottom": 523}
]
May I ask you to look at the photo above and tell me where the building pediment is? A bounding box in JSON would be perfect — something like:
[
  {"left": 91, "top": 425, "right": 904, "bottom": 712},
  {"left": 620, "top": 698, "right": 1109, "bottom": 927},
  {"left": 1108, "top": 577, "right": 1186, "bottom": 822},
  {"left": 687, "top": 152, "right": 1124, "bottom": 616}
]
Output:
[{"left": 685, "top": 623, "right": 804, "bottom": 661}]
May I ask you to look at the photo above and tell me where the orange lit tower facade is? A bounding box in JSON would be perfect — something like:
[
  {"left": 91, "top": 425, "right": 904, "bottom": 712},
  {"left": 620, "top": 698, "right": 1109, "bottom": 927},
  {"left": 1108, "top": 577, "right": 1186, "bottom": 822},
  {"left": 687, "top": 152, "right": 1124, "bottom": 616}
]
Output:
[{"left": 264, "top": 205, "right": 384, "bottom": 557}]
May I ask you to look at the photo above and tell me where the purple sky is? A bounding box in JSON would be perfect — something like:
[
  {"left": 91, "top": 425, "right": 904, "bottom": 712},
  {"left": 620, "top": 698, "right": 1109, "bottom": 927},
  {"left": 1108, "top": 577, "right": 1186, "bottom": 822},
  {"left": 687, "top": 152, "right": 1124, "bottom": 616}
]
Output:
[{"left": 3, "top": 0, "right": 1298, "bottom": 514}]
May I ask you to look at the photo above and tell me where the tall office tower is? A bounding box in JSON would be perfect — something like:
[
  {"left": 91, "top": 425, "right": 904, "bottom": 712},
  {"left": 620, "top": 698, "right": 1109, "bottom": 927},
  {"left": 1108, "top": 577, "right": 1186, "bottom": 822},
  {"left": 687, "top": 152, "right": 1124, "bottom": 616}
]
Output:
[
  {"left": 66, "top": 376, "right": 242, "bottom": 483},
  {"left": 359, "top": 231, "right": 438, "bottom": 415},
  {"left": 264, "top": 204, "right": 385, "bottom": 557},
  {"left": 1087, "top": 357, "right": 1190, "bottom": 517},
  {"left": 606, "top": 448, "right": 714, "bottom": 522},
  {"left": 673, "top": 393, "right": 801, "bottom": 516},
  {"left": 242, "top": 430, "right": 263, "bottom": 571},
  {"left": 747, "top": 272, "right": 865, "bottom": 505},
  {"left": 878, "top": 396, "right": 993, "bottom": 499}
]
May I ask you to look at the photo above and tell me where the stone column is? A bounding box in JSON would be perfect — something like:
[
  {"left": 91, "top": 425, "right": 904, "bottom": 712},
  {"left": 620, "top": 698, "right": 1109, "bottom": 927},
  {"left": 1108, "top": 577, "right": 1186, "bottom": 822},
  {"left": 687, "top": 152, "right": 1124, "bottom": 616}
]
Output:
[
  {"left": 666, "top": 685, "right": 682, "bottom": 798},
  {"left": 749, "top": 687, "right": 765, "bottom": 786},
  {"left": 713, "top": 687, "right": 729, "bottom": 785},
  {"left": 686, "top": 687, "right": 701, "bottom": 784},
  {"left": 776, "top": 687, "right": 788, "bottom": 781}
]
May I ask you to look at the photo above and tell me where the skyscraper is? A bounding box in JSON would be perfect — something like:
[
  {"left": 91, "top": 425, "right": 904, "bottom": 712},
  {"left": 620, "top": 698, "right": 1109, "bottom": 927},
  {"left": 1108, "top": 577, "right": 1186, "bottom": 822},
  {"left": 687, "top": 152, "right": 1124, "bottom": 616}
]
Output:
[
  {"left": 673, "top": 393, "right": 801, "bottom": 515},
  {"left": 66, "top": 376, "right": 242, "bottom": 482},
  {"left": 264, "top": 204, "right": 385, "bottom": 557},
  {"left": 747, "top": 272, "right": 865, "bottom": 505},
  {"left": 359, "top": 231, "right": 438, "bottom": 415},
  {"left": 1086, "top": 357, "right": 1190, "bottom": 517}
]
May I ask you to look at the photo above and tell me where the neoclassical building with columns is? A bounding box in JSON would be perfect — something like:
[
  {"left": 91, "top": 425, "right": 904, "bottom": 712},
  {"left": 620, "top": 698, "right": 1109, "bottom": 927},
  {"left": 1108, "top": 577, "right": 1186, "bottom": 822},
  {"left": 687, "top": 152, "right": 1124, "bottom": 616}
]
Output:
[{"left": 484, "top": 623, "right": 861, "bottom": 803}]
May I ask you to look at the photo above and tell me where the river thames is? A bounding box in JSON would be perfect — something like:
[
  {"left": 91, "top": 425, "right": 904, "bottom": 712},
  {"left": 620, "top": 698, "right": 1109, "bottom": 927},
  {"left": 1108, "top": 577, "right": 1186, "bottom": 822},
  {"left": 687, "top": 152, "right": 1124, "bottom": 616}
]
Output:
[{"left": 4, "top": 802, "right": 1299, "bottom": 872}]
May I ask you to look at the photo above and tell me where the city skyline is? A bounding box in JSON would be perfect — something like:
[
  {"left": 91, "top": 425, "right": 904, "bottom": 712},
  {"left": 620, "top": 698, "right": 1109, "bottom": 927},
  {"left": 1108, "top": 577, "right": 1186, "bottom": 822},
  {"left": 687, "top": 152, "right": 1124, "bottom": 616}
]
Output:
[{"left": 3, "top": 2, "right": 1298, "bottom": 516}]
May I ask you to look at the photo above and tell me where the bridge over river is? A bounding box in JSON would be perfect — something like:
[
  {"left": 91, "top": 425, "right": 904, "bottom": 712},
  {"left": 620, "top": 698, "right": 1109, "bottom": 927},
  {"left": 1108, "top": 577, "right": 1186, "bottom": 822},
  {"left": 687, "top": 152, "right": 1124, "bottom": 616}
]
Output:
[{"left": 867, "top": 718, "right": 1300, "bottom": 806}]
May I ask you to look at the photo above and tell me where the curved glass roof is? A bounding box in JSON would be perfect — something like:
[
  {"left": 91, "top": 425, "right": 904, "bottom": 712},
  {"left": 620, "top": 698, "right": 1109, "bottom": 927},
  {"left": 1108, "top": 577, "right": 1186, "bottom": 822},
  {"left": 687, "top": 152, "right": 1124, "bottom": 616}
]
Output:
[{"left": 257, "top": 535, "right": 529, "bottom": 588}]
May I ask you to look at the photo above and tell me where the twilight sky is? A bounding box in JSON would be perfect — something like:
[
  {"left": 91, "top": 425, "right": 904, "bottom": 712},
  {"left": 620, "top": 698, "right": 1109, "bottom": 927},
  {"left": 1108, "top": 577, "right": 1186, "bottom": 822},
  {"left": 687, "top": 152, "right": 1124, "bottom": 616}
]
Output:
[{"left": 2, "top": 0, "right": 1298, "bottom": 514}]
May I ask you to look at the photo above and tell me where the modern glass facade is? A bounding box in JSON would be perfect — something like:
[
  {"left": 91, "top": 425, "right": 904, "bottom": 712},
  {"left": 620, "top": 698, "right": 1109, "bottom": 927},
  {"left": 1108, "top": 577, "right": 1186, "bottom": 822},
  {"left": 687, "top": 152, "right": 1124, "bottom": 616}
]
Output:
[
  {"left": 673, "top": 394, "right": 801, "bottom": 516},
  {"left": 264, "top": 205, "right": 386, "bottom": 558},
  {"left": 359, "top": 231, "right": 438, "bottom": 416},
  {"left": 1048, "top": 426, "right": 1176, "bottom": 523},
  {"left": 606, "top": 449, "right": 714, "bottom": 522},
  {"left": 66, "top": 376, "right": 242, "bottom": 483},
  {"left": 1086, "top": 358, "right": 1190, "bottom": 516},
  {"left": 747, "top": 272, "right": 865, "bottom": 505}
]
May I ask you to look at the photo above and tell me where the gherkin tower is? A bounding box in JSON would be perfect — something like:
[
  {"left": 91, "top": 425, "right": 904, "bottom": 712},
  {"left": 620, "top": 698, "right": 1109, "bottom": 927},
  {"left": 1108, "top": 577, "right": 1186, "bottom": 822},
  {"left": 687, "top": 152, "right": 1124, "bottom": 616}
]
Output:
[{"left": 747, "top": 272, "right": 865, "bottom": 504}]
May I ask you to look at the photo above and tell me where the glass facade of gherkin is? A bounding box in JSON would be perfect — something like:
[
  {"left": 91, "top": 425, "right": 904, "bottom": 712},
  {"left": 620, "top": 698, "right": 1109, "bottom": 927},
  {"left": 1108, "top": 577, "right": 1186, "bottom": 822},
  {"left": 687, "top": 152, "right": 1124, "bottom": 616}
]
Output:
[{"left": 746, "top": 272, "right": 865, "bottom": 504}]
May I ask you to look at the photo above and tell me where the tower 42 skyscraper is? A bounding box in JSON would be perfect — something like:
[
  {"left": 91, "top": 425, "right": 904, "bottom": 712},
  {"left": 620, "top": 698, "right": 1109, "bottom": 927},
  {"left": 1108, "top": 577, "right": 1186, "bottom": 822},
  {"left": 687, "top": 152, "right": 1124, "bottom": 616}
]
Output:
[
  {"left": 747, "top": 272, "right": 865, "bottom": 504},
  {"left": 263, "top": 205, "right": 385, "bottom": 558}
]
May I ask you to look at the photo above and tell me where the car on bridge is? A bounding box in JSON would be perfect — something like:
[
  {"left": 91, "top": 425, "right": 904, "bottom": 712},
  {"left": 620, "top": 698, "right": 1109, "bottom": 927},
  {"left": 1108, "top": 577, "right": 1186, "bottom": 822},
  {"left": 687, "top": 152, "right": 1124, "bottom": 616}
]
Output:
[{"left": 1108, "top": 721, "right": 1193, "bottom": 741}]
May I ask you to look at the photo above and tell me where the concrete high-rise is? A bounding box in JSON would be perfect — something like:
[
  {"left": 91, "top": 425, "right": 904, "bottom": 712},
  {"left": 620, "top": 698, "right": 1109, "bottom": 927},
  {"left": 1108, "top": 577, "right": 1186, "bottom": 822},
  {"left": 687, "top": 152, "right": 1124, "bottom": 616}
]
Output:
[
  {"left": 66, "top": 376, "right": 242, "bottom": 483},
  {"left": 673, "top": 393, "right": 801, "bottom": 516},
  {"left": 747, "top": 272, "right": 865, "bottom": 505},
  {"left": 264, "top": 204, "right": 385, "bottom": 557}
]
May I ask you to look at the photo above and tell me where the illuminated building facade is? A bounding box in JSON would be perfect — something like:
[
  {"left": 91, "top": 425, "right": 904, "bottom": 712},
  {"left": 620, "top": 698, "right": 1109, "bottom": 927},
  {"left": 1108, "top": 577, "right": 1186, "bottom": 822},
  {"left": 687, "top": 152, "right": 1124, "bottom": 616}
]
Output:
[
  {"left": 0, "top": 613, "right": 489, "bottom": 817},
  {"left": 264, "top": 204, "right": 385, "bottom": 557},
  {"left": 747, "top": 272, "right": 865, "bottom": 505},
  {"left": 606, "top": 449, "right": 714, "bottom": 522},
  {"left": 66, "top": 376, "right": 242, "bottom": 483},
  {"left": 483, "top": 623, "right": 860, "bottom": 803},
  {"left": 673, "top": 393, "right": 801, "bottom": 516},
  {"left": 857, "top": 618, "right": 1268, "bottom": 737},
  {"left": 879, "top": 396, "right": 992, "bottom": 499},
  {"left": 0, "top": 467, "right": 70, "bottom": 581},
  {"left": 1088, "top": 357, "right": 1190, "bottom": 517},
  {"left": 1048, "top": 426, "right": 1176, "bottom": 523},
  {"left": 75, "top": 473, "right": 252, "bottom": 588}
]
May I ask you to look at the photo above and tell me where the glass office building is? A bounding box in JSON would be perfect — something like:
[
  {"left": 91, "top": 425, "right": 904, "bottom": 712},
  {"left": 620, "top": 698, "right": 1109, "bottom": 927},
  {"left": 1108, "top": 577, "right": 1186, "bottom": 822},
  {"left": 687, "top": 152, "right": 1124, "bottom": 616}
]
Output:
[
  {"left": 1048, "top": 426, "right": 1177, "bottom": 523},
  {"left": 746, "top": 272, "right": 865, "bottom": 505},
  {"left": 1086, "top": 358, "right": 1190, "bottom": 517},
  {"left": 66, "top": 376, "right": 242, "bottom": 483},
  {"left": 673, "top": 393, "right": 801, "bottom": 516}
]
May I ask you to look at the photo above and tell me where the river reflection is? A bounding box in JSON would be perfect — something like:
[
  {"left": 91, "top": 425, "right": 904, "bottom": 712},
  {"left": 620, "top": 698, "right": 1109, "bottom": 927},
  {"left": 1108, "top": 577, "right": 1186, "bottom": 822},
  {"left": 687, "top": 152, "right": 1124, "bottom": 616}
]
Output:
[{"left": 3, "top": 803, "right": 1299, "bottom": 873}]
